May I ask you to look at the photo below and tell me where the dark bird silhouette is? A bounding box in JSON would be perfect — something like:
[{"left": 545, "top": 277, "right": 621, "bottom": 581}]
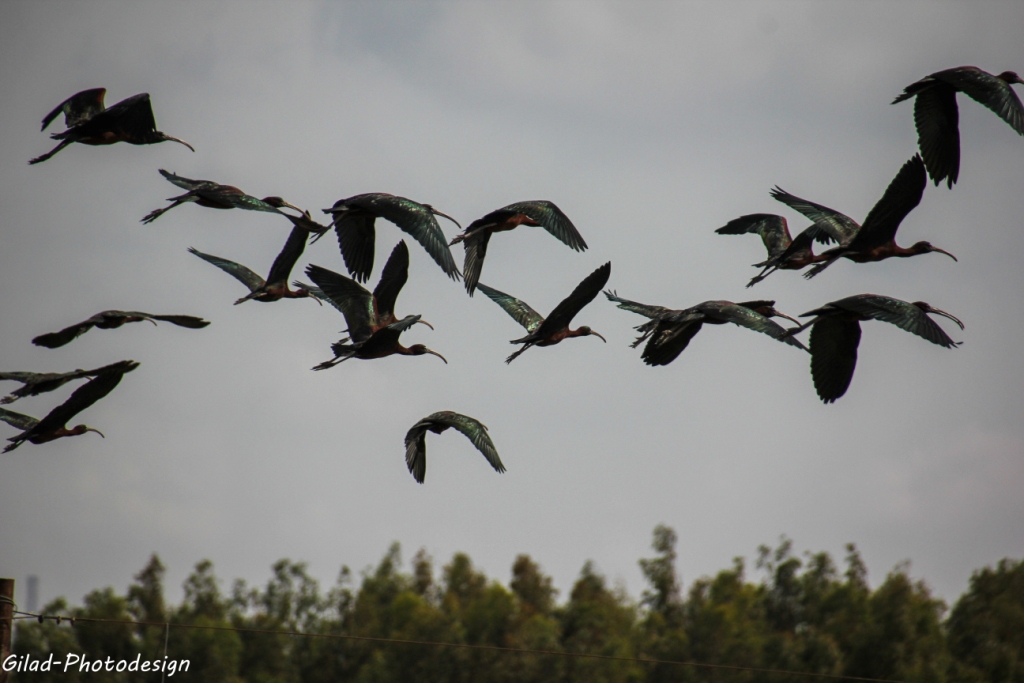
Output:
[
  {"left": 30, "top": 92, "right": 193, "bottom": 165},
  {"left": 893, "top": 66, "right": 1024, "bottom": 188},
  {"left": 783, "top": 294, "right": 963, "bottom": 403},
  {"left": 404, "top": 411, "right": 505, "bottom": 484},
  {"left": 142, "top": 169, "right": 315, "bottom": 225},
  {"left": 322, "top": 193, "right": 461, "bottom": 283},
  {"left": 33, "top": 311, "right": 209, "bottom": 349},
  {"left": 477, "top": 262, "right": 610, "bottom": 364},
  {"left": 1, "top": 360, "right": 137, "bottom": 405},
  {"left": 605, "top": 291, "right": 806, "bottom": 366},
  {"left": 304, "top": 242, "right": 444, "bottom": 370},
  {"left": 450, "top": 201, "right": 588, "bottom": 296},
  {"left": 715, "top": 213, "right": 839, "bottom": 287},
  {"left": 772, "top": 156, "right": 956, "bottom": 279},
  {"left": 189, "top": 224, "right": 324, "bottom": 305},
  {"left": 1, "top": 361, "right": 139, "bottom": 452}
]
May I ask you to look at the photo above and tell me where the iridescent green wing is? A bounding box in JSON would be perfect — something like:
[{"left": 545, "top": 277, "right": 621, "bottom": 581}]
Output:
[
  {"left": 143, "top": 314, "right": 210, "bottom": 329},
  {"left": 27, "top": 364, "right": 137, "bottom": 438},
  {"left": 809, "top": 316, "right": 862, "bottom": 403},
  {"left": 641, "top": 320, "right": 704, "bottom": 366},
  {"left": 715, "top": 213, "right": 794, "bottom": 258},
  {"left": 603, "top": 290, "right": 673, "bottom": 320},
  {"left": 535, "top": 262, "right": 611, "bottom": 339},
  {"left": 265, "top": 226, "right": 309, "bottom": 287},
  {"left": 849, "top": 156, "right": 926, "bottom": 250},
  {"left": 41, "top": 88, "right": 106, "bottom": 131},
  {"left": 435, "top": 411, "right": 505, "bottom": 475},
  {"left": 939, "top": 67, "right": 1024, "bottom": 136},
  {"left": 305, "top": 264, "right": 376, "bottom": 342},
  {"left": 476, "top": 283, "right": 544, "bottom": 333},
  {"left": 358, "top": 194, "right": 460, "bottom": 280},
  {"left": 372, "top": 241, "right": 410, "bottom": 323},
  {"left": 188, "top": 247, "right": 265, "bottom": 292},
  {"left": 910, "top": 83, "right": 960, "bottom": 187},
  {"left": 159, "top": 168, "right": 213, "bottom": 192},
  {"left": 700, "top": 302, "right": 808, "bottom": 351},
  {"left": 833, "top": 295, "right": 959, "bottom": 348},
  {"left": 770, "top": 187, "right": 860, "bottom": 245},
  {"left": 0, "top": 407, "right": 40, "bottom": 431},
  {"left": 500, "top": 200, "right": 587, "bottom": 251}
]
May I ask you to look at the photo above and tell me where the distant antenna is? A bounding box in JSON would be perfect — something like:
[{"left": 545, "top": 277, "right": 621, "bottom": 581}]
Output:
[{"left": 26, "top": 575, "right": 38, "bottom": 614}]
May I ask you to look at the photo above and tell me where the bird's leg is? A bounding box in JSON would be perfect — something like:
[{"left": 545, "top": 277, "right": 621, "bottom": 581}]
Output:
[
  {"left": 746, "top": 266, "right": 775, "bottom": 288},
  {"left": 141, "top": 195, "right": 196, "bottom": 224},
  {"left": 28, "top": 139, "right": 73, "bottom": 165},
  {"left": 505, "top": 343, "right": 533, "bottom": 364}
]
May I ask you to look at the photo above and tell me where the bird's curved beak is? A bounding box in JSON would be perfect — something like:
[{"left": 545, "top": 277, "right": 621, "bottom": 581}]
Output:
[
  {"left": 415, "top": 320, "right": 435, "bottom": 330},
  {"left": 146, "top": 318, "right": 159, "bottom": 326},
  {"left": 933, "top": 247, "right": 958, "bottom": 262},
  {"left": 86, "top": 427, "right": 105, "bottom": 439},
  {"left": 929, "top": 307, "right": 965, "bottom": 330},
  {"left": 590, "top": 331, "right": 607, "bottom": 343},
  {"left": 165, "top": 136, "right": 195, "bottom": 152},
  {"left": 424, "top": 348, "right": 448, "bottom": 364},
  {"left": 774, "top": 310, "right": 801, "bottom": 325},
  {"left": 431, "top": 209, "right": 462, "bottom": 230},
  {"left": 276, "top": 199, "right": 304, "bottom": 213}
]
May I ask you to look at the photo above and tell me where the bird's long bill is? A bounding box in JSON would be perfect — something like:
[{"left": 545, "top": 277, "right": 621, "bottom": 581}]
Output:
[
  {"left": 933, "top": 247, "right": 958, "bottom": 262},
  {"left": 415, "top": 319, "right": 435, "bottom": 330},
  {"left": 591, "top": 331, "right": 607, "bottom": 343},
  {"left": 930, "top": 307, "right": 965, "bottom": 330},
  {"left": 86, "top": 427, "right": 105, "bottom": 439},
  {"left": 424, "top": 348, "right": 448, "bottom": 364},
  {"left": 165, "top": 135, "right": 195, "bottom": 152},
  {"left": 774, "top": 310, "right": 801, "bottom": 325},
  {"left": 432, "top": 209, "right": 462, "bottom": 230},
  {"left": 146, "top": 318, "right": 159, "bottom": 326}
]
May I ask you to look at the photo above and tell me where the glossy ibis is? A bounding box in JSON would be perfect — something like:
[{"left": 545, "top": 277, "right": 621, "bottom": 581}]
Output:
[
  {"left": 30, "top": 92, "right": 193, "bottom": 165},
  {"left": 715, "top": 213, "right": 839, "bottom": 287},
  {"left": 450, "top": 201, "right": 587, "bottom": 296},
  {"left": 1, "top": 360, "right": 137, "bottom": 405},
  {"left": 142, "top": 169, "right": 314, "bottom": 225},
  {"left": 32, "top": 311, "right": 209, "bottom": 349},
  {"left": 404, "top": 411, "right": 505, "bottom": 483},
  {"left": 322, "top": 193, "right": 461, "bottom": 282},
  {"left": 189, "top": 224, "right": 325, "bottom": 305},
  {"left": 304, "top": 242, "right": 444, "bottom": 370},
  {"left": 783, "top": 294, "right": 963, "bottom": 403},
  {"left": 893, "top": 66, "right": 1024, "bottom": 188},
  {"left": 1, "top": 361, "right": 139, "bottom": 452},
  {"left": 772, "top": 156, "right": 956, "bottom": 279},
  {"left": 477, "top": 262, "right": 610, "bottom": 364},
  {"left": 605, "top": 291, "right": 806, "bottom": 366}
]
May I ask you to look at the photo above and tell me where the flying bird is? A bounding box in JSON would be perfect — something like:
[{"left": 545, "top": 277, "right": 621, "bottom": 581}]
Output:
[
  {"left": 1, "top": 361, "right": 139, "bottom": 452},
  {"left": 477, "top": 262, "right": 610, "bottom": 364},
  {"left": 450, "top": 201, "right": 588, "bottom": 296},
  {"left": 1, "top": 360, "right": 138, "bottom": 405},
  {"left": 189, "top": 224, "right": 324, "bottom": 305},
  {"left": 33, "top": 311, "right": 209, "bottom": 349},
  {"left": 142, "top": 169, "right": 314, "bottom": 225},
  {"left": 715, "top": 213, "right": 839, "bottom": 287},
  {"left": 605, "top": 291, "right": 806, "bottom": 366},
  {"left": 783, "top": 294, "right": 963, "bottom": 403},
  {"left": 772, "top": 156, "right": 956, "bottom": 279},
  {"left": 892, "top": 66, "right": 1024, "bottom": 188},
  {"left": 322, "top": 193, "right": 461, "bottom": 282},
  {"left": 404, "top": 411, "right": 505, "bottom": 484},
  {"left": 304, "top": 242, "right": 444, "bottom": 370},
  {"left": 30, "top": 92, "right": 193, "bottom": 165}
]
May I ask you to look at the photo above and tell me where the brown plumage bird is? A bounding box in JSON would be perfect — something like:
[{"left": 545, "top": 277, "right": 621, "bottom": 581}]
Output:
[
  {"left": 33, "top": 311, "right": 210, "bottom": 349},
  {"left": 1, "top": 360, "right": 137, "bottom": 404},
  {"left": 404, "top": 411, "right": 505, "bottom": 483}
]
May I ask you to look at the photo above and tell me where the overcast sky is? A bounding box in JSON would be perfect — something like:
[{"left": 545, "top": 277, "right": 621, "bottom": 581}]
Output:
[{"left": 1, "top": 1, "right": 1022, "bottom": 613}]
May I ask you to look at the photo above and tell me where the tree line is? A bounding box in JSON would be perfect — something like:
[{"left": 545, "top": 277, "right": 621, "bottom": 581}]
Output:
[{"left": 11, "top": 526, "right": 1023, "bottom": 682}]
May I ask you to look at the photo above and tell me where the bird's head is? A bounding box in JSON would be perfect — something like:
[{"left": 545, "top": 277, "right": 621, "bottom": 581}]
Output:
[
  {"left": 912, "top": 241, "right": 957, "bottom": 261},
  {"left": 72, "top": 425, "right": 105, "bottom": 439},
  {"left": 424, "top": 204, "right": 462, "bottom": 230},
  {"left": 997, "top": 71, "right": 1024, "bottom": 85},
  {"left": 157, "top": 132, "right": 195, "bottom": 152},
  {"left": 577, "top": 326, "right": 607, "bottom": 343},
  {"left": 912, "top": 302, "right": 965, "bottom": 330},
  {"left": 409, "top": 345, "right": 448, "bottom": 363}
]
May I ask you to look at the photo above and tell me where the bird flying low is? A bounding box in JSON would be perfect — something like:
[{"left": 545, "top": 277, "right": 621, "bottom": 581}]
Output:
[
  {"left": 189, "top": 224, "right": 325, "bottom": 305},
  {"left": 1, "top": 361, "right": 139, "bottom": 453},
  {"left": 321, "top": 193, "right": 461, "bottom": 283},
  {"left": 404, "top": 411, "right": 505, "bottom": 484},
  {"left": 782, "top": 294, "right": 963, "bottom": 403},
  {"left": 605, "top": 291, "right": 806, "bottom": 366},
  {"left": 892, "top": 66, "right": 1024, "bottom": 188},
  {"left": 0, "top": 360, "right": 138, "bottom": 405},
  {"left": 477, "top": 262, "right": 611, "bottom": 364},
  {"left": 772, "top": 156, "right": 956, "bottom": 279},
  {"left": 450, "top": 200, "right": 588, "bottom": 296},
  {"left": 32, "top": 311, "right": 210, "bottom": 349},
  {"left": 715, "top": 212, "right": 839, "bottom": 287},
  {"left": 30, "top": 91, "right": 193, "bottom": 165},
  {"left": 304, "top": 241, "right": 444, "bottom": 370}
]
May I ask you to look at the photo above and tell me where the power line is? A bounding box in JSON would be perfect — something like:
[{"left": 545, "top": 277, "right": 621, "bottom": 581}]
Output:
[{"left": 10, "top": 610, "right": 911, "bottom": 683}]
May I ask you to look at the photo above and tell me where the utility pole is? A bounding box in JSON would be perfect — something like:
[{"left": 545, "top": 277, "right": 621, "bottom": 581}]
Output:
[{"left": 0, "top": 578, "right": 14, "bottom": 683}]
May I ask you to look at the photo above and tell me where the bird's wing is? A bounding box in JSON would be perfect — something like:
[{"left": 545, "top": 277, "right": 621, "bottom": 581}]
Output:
[
  {"left": 501, "top": 201, "right": 588, "bottom": 251},
  {"left": 939, "top": 68, "right": 1024, "bottom": 137},
  {"left": 641, "top": 320, "right": 704, "bottom": 366},
  {"left": 769, "top": 187, "right": 860, "bottom": 245},
  {"left": 910, "top": 84, "right": 961, "bottom": 188},
  {"left": 461, "top": 231, "right": 491, "bottom": 297},
  {"left": 715, "top": 213, "right": 793, "bottom": 258},
  {"left": 93, "top": 93, "right": 158, "bottom": 139},
  {"left": 332, "top": 210, "right": 377, "bottom": 284},
  {"left": 535, "top": 262, "right": 612, "bottom": 338},
  {"left": 372, "top": 241, "right": 410, "bottom": 323},
  {"left": 603, "top": 290, "right": 673, "bottom": 320},
  {"left": 701, "top": 303, "right": 808, "bottom": 351},
  {"left": 159, "top": 168, "right": 210, "bottom": 191},
  {"left": 404, "top": 421, "right": 431, "bottom": 483},
  {"left": 31, "top": 316, "right": 101, "bottom": 348},
  {"left": 809, "top": 316, "right": 862, "bottom": 403},
  {"left": 848, "top": 156, "right": 927, "bottom": 250},
  {"left": 29, "top": 363, "right": 137, "bottom": 437},
  {"left": 146, "top": 314, "right": 211, "bottom": 329},
  {"left": 265, "top": 226, "right": 309, "bottom": 286},
  {"left": 2, "top": 360, "right": 137, "bottom": 403},
  {"left": 305, "top": 264, "right": 375, "bottom": 342},
  {"left": 188, "top": 247, "right": 265, "bottom": 292},
  {"left": 475, "top": 283, "right": 545, "bottom": 333},
  {"left": 0, "top": 407, "right": 40, "bottom": 432},
  {"left": 41, "top": 88, "right": 106, "bottom": 131},
  {"left": 293, "top": 283, "right": 345, "bottom": 313},
  {"left": 833, "top": 295, "right": 959, "bottom": 348},
  {"left": 435, "top": 411, "right": 506, "bottom": 475},
  {"left": 357, "top": 194, "right": 460, "bottom": 279}
]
